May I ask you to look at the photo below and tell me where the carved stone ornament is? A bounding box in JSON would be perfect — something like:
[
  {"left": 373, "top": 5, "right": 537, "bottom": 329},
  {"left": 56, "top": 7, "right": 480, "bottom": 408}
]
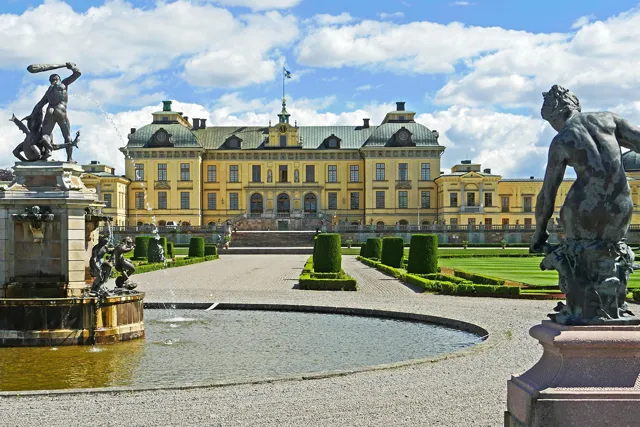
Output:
[{"left": 12, "top": 206, "right": 55, "bottom": 243}]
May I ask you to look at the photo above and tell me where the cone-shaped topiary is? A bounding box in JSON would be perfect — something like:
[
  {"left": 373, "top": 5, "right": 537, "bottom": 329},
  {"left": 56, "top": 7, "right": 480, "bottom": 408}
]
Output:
[
  {"left": 407, "top": 234, "right": 438, "bottom": 274},
  {"left": 166, "top": 242, "right": 174, "bottom": 258},
  {"left": 148, "top": 237, "right": 168, "bottom": 263},
  {"left": 188, "top": 237, "right": 205, "bottom": 258},
  {"left": 133, "top": 236, "right": 152, "bottom": 260},
  {"left": 359, "top": 244, "right": 365, "bottom": 257},
  {"left": 204, "top": 244, "right": 218, "bottom": 256},
  {"left": 365, "top": 237, "right": 382, "bottom": 259},
  {"left": 381, "top": 237, "right": 404, "bottom": 268},
  {"left": 313, "top": 233, "right": 342, "bottom": 273}
]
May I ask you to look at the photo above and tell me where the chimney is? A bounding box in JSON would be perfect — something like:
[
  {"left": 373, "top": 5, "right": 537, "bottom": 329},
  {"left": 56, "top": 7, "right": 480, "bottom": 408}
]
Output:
[
  {"left": 183, "top": 116, "right": 189, "bottom": 122},
  {"left": 461, "top": 160, "right": 471, "bottom": 164},
  {"left": 162, "top": 100, "right": 172, "bottom": 112},
  {"left": 192, "top": 118, "right": 200, "bottom": 129},
  {"left": 396, "top": 101, "right": 405, "bottom": 111},
  {"left": 200, "top": 118, "right": 207, "bottom": 129},
  {"left": 363, "top": 118, "right": 370, "bottom": 128},
  {"left": 483, "top": 168, "right": 491, "bottom": 174},
  {"left": 130, "top": 128, "right": 136, "bottom": 134},
  {"left": 91, "top": 160, "right": 100, "bottom": 165},
  {"left": 530, "top": 176, "right": 535, "bottom": 179}
]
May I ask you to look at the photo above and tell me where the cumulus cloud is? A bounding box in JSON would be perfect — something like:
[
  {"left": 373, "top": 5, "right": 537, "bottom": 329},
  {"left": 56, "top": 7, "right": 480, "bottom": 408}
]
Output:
[
  {"left": 451, "top": 1, "right": 474, "bottom": 6},
  {"left": 0, "top": 0, "right": 298, "bottom": 89},
  {"left": 308, "top": 12, "right": 354, "bottom": 26},
  {"left": 571, "top": 15, "right": 595, "bottom": 29},
  {"left": 377, "top": 12, "right": 404, "bottom": 19},
  {"left": 211, "top": 0, "right": 301, "bottom": 11}
]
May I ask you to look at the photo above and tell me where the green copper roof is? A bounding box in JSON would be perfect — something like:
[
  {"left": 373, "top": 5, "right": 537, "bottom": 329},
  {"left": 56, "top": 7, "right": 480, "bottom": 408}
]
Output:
[
  {"left": 364, "top": 122, "right": 439, "bottom": 146},
  {"left": 194, "top": 127, "right": 269, "bottom": 149},
  {"left": 623, "top": 151, "right": 640, "bottom": 171},
  {"left": 127, "top": 124, "right": 202, "bottom": 148},
  {"left": 298, "top": 126, "right": 375, "bottom": 149}
]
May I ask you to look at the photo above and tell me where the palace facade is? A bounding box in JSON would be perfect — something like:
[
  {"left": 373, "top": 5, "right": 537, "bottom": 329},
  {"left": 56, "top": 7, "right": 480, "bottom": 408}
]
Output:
[{"left": 81, "top": 100, "right": 640, "bottom": 229}]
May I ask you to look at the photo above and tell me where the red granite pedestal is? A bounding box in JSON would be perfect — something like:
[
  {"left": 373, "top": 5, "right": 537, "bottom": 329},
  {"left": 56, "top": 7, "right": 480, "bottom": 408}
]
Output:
[{"left": 505, "top": 320, "right": 640, "bottom": 427}]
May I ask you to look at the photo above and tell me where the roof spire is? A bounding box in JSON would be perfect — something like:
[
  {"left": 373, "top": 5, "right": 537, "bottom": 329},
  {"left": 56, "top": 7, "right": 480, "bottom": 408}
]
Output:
[{"left": 278, "top": 97, "right": 290, "bottom": 124}]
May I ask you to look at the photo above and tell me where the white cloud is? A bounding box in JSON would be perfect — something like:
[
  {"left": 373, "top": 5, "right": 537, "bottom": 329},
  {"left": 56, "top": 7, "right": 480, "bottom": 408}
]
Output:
[
  {"left": 377, "top": 12, "right": 404, "bottom": 20},
  {"left": 571, "top": 14, "right": 595, "bottom": 29},
  {"left": 211, "top": 0, "right": 301, "bottom": 11},
  {"left": 451, "top": 1, "right": 474, "bottom": 6},
  {"left": 0, "top": 0, "right": 298, "bottom": 89},
  {"left": 308, "top": 12, "right": 354, "bottom": 26},
  {"left": 355, "top": 84, "right": 383, "bottom": 91}
]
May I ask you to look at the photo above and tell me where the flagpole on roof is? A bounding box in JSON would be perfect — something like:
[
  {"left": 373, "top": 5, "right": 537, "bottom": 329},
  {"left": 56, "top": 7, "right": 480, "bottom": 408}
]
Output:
[{"left": 282, "top": 66, "right": 285, "bottom": 100}]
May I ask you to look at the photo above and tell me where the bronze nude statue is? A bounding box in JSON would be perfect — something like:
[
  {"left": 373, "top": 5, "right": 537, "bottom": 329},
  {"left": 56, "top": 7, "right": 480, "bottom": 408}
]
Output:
[
  {"left": 532, "top": 85, "right": 640, "bottom": 325},
  {"left": 113, "top": 237, "right": 137, "bottom": 290}
]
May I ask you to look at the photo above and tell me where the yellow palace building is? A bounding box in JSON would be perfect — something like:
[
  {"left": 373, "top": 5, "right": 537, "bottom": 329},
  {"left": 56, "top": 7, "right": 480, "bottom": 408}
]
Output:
[{"left": 83, "top": 100, "right": 640, "bottom": 230}]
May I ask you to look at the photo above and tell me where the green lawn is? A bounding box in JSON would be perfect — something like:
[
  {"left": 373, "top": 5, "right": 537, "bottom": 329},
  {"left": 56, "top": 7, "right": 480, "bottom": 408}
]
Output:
[{"left": 439, "top": 257, "right": 640, "bottom": 289}]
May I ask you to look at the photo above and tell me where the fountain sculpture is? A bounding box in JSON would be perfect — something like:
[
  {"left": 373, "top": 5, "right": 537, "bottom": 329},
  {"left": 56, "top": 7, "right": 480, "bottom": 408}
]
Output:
[{"left": 0, "top": 63, "right": 145, "bottom": 346}]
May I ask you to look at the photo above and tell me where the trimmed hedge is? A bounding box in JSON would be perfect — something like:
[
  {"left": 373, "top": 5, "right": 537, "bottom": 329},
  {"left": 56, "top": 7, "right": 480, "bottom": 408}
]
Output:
[
  {"left": 147, "top": 237, "right": 168, "bottom": 263},
  {"left": 359, "top": 244, "right": 366, "bottom": 257},
  {"left": 204, "top": 244, "right": 218, "bottom": 256},
  {"left": 365, "top": 238, "right": 382, "bottom": 259},
  {"left": 122, "top": 254, "right": 219, "bottom": 275},
  {"left": 167, "top": 242, "right": 174, "bottom": 258},
  {"left": 133, "top": 236, "right": 152, "bottom": 260},
  {"left": 381, "top": 237, "right": 404, "bottom": 268},
  {"left": 452, "top": 269, "right": 506, "bottom": 287},
  {"left": 313, "top": 233, "right": 342, "bottom": 273},
  {"left": 188, "top": 237, "right": 206, "bottom": 258},
  {"left": 407, "top": 234, "right": 438, "bottom": 274},
  {"left": 299, "top": 274, "right": 357, "bottom": 291}
]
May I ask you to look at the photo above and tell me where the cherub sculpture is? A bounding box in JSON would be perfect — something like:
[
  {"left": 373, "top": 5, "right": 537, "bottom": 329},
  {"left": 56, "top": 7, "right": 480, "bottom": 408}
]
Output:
[{"left": 113, "top": 237, "right": 137, "bottom": 290}]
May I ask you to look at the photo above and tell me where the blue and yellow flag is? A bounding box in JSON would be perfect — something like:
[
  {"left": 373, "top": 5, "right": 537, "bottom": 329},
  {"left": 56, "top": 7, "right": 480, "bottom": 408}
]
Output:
[{"left": 284, "top": 67, "right": 292, "bottom": 78}]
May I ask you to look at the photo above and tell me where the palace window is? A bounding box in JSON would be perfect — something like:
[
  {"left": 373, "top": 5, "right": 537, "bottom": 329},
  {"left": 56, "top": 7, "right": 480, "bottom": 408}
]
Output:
[
  {"left": 134, "top": 164, "right": 144, "bottom": 181},
  {"left": 207, "top": 165, "right": 217, "bottom": 182},
  {"left": 328, "top": 165, "right": 337, "bottom": 183},
  {"left": 485, "top": 218, "right": 492, "bottom": 226},
  {"left": 524, "top": 218, "right": 532, "bottom": 226},
  {"left": 180, "top": 163, "right": 190, "bottom": 181},
  {"left": 279, "top": 135, "right": 287, "bottom": 147},
  {"left": 180, "top": 192, "right": 190, "bottom": 209},
  {"left": 398, "top": 191, "right": 408, "bottom": 208},
  {"left": 230, "top": 192, "right": 239, "bottom": 210},
  {"left": 328, "top": 192, "right": 338, "bottom": 210},
  {"left": 421, "top": 191, "right": 431, "bottom": 208},
  {"left": 252, "top": 165, "right": 261, "bottom": 183},
  {"left": 350, "top": 192, "right": 359, "bottom": 209},
  {"left": 501, "top": 196, "right": 510, "bottom": 212},
  {"left": 421, "top": 163, "right": 431, "bottom": 181},
  {"left": 524, "top": 196, "right": 533, "bottom": 212},
  {"left": 375, "top": 163, "right": 385, "bottom": 181},
  {"left": 306, "top": 165, "right": 315, "bottom": 182},
  {"left": 484, "top": 192, "right": 493, "bottom": 207},
  {"left": 398, "top": 163, "right": 408, "bottom": 181},
  {"left": 450, "top": 218, "right": 458, "bottom": 226},
  {"left": 208, "top": 193, "right": 216, "bottom": 210},
  {"left": 468, "top": 218, "right": 476, "bottom": 225},
  {"left": 158, "top": 192, "right": 167, "bottom": 209},
  {"left": 376, "top": 191, "right": 385, "bottom": 209},
  {"left": 279, "top": 165, "right": 288, "bottom": 183},
  {"left": 350, "top": 165, "right": 359, "bottom": 182},
  {"left": 135, "top": 192, "right": 144, "bottom": 209},
  {"left": 467, "top": 192, "right": 475, "bottom": 207},
  {"left": 230, "top": 165, "right": 239, "bottom": 183},
  {"left": 502, "top": 218, "right": 510, "bottom": 225},
  {"left": 157, "top": 163, "right": 167, "bottom": 181},
  {"left": 103, "top": 194, "right": 112, "bottom": 208},
  {"left": 450, "top": 193, "right": 458, "bottom": 207}
]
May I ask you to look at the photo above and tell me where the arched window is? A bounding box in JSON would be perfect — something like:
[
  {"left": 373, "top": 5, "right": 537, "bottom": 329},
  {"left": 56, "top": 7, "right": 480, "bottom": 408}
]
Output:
[
  {"left": 158, "top": 220, "right": 167, "bottom": 227},
  {"left": 137, "top": 221, "right": 143, "bottom": 226},
  {"left": 250, "top": 193, "right": 263, "bottom": 214},
  {"left": 398, "top": 219, "right": 409, "bottom": 230},
  {"left": 304, "top": 193, "right": 317, "bottom": 213},
  {"left": 376, "top": 221, "right": 385, "bottom": 230},
  {"left": 277, "top": 193, "right": 290, "bottom": 213},
  {"left": 421, "top": 220, "right": 430, "bottom": 225}
]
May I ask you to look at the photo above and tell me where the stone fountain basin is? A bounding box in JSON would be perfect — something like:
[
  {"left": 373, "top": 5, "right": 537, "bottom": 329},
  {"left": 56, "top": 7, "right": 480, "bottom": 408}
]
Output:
[{"left": 0, "top": 293, "right": 145, "bottom": 346}]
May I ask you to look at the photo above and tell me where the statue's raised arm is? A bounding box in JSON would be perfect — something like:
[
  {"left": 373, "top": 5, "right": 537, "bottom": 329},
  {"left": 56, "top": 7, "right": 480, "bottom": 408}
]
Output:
[
  {"left": 62, "top": 62, "right": 81, "bottom": 86},
  {"left": 614, "top": 114, "right": 640, "bottom": 153}
]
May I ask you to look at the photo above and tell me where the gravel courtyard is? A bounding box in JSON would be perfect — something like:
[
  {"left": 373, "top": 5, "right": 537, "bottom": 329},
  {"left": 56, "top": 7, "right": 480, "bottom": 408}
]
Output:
[{"left": 0, "top": 255, "right": 551, "bottom": 427}]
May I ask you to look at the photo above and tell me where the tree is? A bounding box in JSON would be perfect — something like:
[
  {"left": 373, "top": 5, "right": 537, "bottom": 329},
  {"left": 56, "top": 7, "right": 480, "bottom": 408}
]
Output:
[{"left": 0, "top": 169, "right": 14, "bottom": 181}]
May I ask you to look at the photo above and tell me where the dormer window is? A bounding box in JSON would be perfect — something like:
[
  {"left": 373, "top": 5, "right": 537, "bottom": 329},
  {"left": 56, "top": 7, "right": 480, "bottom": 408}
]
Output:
[
  {"left": 152, "top": 128, "right": 172, "bottom": 147},
  {"left": 225, "top": 136, "right": 242, "bottom": 149},
  {"left": 398, "top": 115, "right": 405, "bottom": 121},
  {"left": 323, "top": 134, "right": 341, "bottom": 149},
  {"left": 390, "top": 127, "right": 414, "bottom": 147}
]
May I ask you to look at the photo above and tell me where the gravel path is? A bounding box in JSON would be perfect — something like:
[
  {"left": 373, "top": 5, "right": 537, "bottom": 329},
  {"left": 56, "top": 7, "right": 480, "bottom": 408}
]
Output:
[{"left": 0, "top": 255, "right": 552, "bottom": 427}]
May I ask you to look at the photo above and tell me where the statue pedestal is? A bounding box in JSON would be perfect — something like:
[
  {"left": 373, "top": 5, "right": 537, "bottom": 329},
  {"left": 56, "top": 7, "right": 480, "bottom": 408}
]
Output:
[
  {"left": 505, "top": 320, "right": 640, "bottom": 426},
  {"left": 0, "top": 162, "right": 100, "bottom": 297}
]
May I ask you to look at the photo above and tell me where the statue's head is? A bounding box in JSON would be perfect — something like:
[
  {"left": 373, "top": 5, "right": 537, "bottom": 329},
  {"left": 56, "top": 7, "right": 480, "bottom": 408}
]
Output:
[
  {"left": 541, "top": 85, "right": 581, "bottom": 132},
  {"left": 122, "top": 237, "right": 133, "bottom": 245},
  {"left": 98, "top": 234, "right": 109, "bottom": 245},
  {"left": 49, "top": 74, "right": 60, "bottom": 85}
]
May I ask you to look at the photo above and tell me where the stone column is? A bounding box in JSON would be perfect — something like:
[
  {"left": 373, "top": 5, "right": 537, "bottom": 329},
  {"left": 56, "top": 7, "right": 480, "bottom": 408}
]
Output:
[{"left": 460, "top": 185, "right": 465, "bottom": 210}]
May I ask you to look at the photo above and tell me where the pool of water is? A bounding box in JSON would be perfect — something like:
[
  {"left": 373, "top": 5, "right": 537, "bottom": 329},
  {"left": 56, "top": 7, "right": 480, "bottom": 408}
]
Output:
[{"left": 0, "top": 309, "right": 482, "bottom": 392}]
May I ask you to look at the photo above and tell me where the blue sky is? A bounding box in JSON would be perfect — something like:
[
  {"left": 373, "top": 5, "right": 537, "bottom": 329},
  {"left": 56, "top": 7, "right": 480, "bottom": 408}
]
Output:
[{"left": 1, "top": 0, "right": 640, "bottom": 176}]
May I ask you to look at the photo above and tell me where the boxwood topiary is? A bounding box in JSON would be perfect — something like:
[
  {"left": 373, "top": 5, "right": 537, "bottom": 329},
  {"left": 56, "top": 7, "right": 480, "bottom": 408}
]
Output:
[
  {"left": 166, "top": 242, "right": 174, "bottom": 258},
  {"left": 407, "top": 234, "right": 438, "bottom": 274},
  {"left": 381, "top": 237, "right": 404, "bottom": 268},
  {"left": 188, "top": 237, "right": 206, "bottom": 258},
  {"left": 359, "top": 244, "right": 365, "bottom": 257},
  {"left": 365, "top": 237, "right": 382, "bottom": 259},
  {"left": 133, "top": 236, "right": 152, "bottom": 260},
  {"left": 204, "top": 244, "right": 218, "bottom": 256},
  {"left": 313, "top": 233, "right": 342, "bottom": 273},
  {"left": 147, "top": 237, "right": 168, "bottom": 263}
]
